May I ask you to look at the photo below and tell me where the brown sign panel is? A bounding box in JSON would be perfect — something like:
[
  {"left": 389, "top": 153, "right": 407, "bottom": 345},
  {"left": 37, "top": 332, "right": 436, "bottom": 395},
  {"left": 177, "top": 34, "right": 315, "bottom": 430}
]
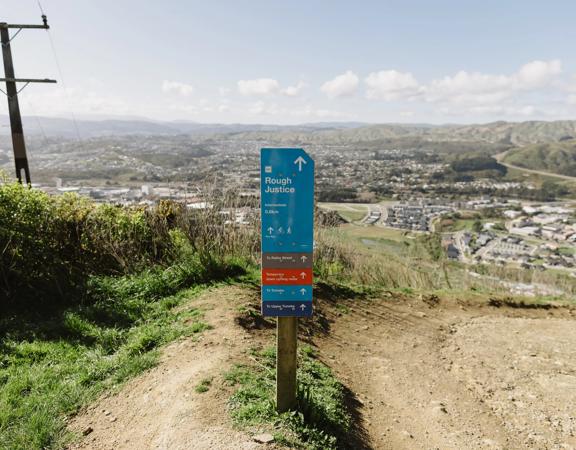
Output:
[{"left": 261, "top": 252, "right": 313, "bottom": 269}]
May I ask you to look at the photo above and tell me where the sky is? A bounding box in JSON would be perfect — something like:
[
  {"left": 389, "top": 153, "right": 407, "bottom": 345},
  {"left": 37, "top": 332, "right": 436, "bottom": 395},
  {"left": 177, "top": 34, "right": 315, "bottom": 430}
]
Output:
[{"left": 1, "top": 0, "right": 576, "bottom": 125}]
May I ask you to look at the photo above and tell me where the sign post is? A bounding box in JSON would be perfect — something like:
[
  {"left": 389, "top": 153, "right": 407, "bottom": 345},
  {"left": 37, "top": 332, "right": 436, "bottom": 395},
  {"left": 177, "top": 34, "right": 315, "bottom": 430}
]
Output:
[{"left": 260, "top": 148, "right": 315, "bottom": 412}]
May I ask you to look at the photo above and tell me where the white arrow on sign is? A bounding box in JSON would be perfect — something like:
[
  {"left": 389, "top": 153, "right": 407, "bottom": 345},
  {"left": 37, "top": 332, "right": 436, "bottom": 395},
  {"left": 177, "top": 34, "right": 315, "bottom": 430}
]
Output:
[
  {"left": 267, "top": 227, "right": 274, "bottom": 234},
  {"left": 300, "top": 288, "right": 307, "bottom": 295},
  {"left": 300, "top": 272, "right": 306, "bottom": 279},
  {"left": 300, "top": 255, "right": 308, "bottom": 262},
  {"left": 300, "top": 304, "right": 306, "bottom": 311},
  {"left": 294, "top": 156, "right": 307, "bottom": 172},
  {"left": 287, "top": 226, "right": 292, "bottom": 235}
]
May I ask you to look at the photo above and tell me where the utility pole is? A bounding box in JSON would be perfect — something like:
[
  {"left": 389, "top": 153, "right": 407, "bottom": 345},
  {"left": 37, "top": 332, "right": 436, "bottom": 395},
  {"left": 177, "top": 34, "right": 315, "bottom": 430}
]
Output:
[{"left": 0, "top": 15, "right": 56, "bottom": 184}]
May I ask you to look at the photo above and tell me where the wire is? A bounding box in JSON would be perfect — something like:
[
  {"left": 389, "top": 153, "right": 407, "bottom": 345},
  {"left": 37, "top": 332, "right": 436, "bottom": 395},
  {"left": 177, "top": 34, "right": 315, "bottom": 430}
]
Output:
[
  {"left": 23, "top": 95, "right": 49, "bottom": 145},
  {"left": 45, "top": 31, "right": 82, "bottom": 141},
  {"left": 36, "top": 0, "right": 45, "bottom": 15},
  {"left": 35, "top": 0, "right": 83, "bottom": 142}
]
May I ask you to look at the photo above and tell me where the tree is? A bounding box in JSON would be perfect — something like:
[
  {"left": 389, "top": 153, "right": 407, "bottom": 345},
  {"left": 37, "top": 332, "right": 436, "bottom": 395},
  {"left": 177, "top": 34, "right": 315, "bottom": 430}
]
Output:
[{"left": 472, "top": 219, "right": 483, "bottom": 233}]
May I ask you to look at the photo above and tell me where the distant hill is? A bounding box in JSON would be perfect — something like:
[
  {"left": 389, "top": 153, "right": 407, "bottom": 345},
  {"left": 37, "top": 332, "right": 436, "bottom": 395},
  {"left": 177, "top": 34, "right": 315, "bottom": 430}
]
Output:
[
  {"left": 224, "top": 120, "right": 576, "bottom": 146},
  {"left": 0, "top": 115, "right": 366, "bottom": 138},
  {"left": 2, "top": 115, "right": 576, "bottom": 147},
  {"left": 503, "top": 140, "right": 576, "bottom": 177}
]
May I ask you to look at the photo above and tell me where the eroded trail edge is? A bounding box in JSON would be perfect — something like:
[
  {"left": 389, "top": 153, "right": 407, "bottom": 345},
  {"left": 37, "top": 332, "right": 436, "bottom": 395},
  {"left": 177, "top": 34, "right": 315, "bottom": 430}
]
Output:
[
  {"left": 316, "top": 293, "right": 576, "bottom": 450},
  {"left": 68, "top": 286, "right": 271, "bottom": 450}
]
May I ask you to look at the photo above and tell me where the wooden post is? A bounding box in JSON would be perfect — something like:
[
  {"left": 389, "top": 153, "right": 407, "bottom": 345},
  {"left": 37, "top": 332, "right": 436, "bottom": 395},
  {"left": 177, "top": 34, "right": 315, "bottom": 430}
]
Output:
[
  {"left": 1, "top": 26, "right": 30, "bottom": 184},
  {"left": 276, "top": 316, "right": 297, "bottom": 412},
  {"left": 0, "top": 19, "right": 55, "bottom": 184}
]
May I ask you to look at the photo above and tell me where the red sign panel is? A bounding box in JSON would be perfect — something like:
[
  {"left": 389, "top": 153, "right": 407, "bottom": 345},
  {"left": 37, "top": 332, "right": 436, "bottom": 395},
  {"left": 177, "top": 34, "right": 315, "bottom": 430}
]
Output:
[{"left": 262, "top": 268, "right": 313, "bottom": 285}]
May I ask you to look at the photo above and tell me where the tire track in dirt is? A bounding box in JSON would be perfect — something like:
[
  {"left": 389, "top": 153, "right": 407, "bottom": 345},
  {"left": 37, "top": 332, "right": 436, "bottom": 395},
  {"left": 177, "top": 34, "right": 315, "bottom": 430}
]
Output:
[{"left": 316, "top": 295, "right": 576, "bottom": 450}]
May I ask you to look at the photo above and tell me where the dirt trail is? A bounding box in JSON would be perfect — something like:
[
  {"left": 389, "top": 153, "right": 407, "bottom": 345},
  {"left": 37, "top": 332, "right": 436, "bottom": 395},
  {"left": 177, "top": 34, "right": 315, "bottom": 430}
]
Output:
[
  {"left": 317, "top": 294, "right": 576, "bottom": 449},
  {"left": 68, "top": 285, "right": 273, "bottom": 450},
  {"left": 68, "top": 284, "right": 576, "bottom": 450}
]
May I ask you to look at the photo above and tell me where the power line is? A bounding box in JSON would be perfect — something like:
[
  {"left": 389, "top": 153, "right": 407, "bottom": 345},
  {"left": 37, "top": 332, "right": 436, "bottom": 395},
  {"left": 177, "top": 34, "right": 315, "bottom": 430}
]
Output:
[
  {"left": 35, "top": 0, "right": 83, "bottom": 142},
  {"left": 36, "top": 0, "right": 46, "bottom": 15},
  {"left": 23, "top": 96, "right": 49, "bottom": 143}
]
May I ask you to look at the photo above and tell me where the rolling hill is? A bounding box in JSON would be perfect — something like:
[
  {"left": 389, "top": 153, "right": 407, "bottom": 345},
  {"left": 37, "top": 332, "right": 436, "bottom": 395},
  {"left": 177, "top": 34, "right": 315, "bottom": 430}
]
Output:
[
  {"left": 503, "top": 140, "right": 576, "bottom": 177},
  {"left": 3, "top": 116, "right": 576, "bottom": 146}
]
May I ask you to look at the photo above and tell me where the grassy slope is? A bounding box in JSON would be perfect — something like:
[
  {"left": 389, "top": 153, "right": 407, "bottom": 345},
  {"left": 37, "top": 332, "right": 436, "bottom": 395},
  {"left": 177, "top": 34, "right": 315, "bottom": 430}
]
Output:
[
  {"left": 503, "top": 141, "right": 576, "bottom": 176},
  {"left": 0, "top": 269, "right": 228, "bottom": 450},
  {"left": 318, "top": 203, "right": 369, "bottom": 223}
]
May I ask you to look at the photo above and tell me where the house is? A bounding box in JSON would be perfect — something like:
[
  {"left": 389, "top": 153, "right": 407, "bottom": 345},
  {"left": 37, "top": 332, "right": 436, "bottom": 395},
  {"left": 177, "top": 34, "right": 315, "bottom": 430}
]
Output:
[
  {"left": 503, "top": 210, "right": 522, "bottom": 219},
  {"left": 445, "top": 243, "right": 460, "bottom": 260},
  {"left": 510, "top": 226, "right": 540, "bottom": 237}
]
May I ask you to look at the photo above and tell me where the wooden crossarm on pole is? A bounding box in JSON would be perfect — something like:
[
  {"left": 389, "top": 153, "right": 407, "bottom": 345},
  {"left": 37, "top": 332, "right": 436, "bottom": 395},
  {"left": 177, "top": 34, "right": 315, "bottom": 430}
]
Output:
[{"left": 0, "top": 78, "right": 56, "bottom": 83}]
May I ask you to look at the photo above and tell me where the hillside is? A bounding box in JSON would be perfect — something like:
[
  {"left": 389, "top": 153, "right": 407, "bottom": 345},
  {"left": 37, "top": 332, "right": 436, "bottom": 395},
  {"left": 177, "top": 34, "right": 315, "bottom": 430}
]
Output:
[
  {"left": 222, "top": 120, "right": 576, "bottom": 147},
  {"left": 503, "top": 140, "right": 576, "bottom": 177},
  {"left": 3, "top": 116, "right": 576, "bottom": 145},
  {"left": 1, "top": 182, "right": 576, "bottom": 449}
]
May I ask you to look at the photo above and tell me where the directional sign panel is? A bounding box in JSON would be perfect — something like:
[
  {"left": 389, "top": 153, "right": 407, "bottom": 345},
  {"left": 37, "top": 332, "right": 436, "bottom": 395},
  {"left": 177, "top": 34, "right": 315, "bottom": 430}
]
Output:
[
  {"left": 262, "top": 285, "right": 313, "bottom": 301},
  {"left": 262, "top": 252, "right": 313, "bottom": 269},
  {"left": 261, "top": 148, "right": 314, "bottom": 317},
  {"left": 262, "top": 268, "right": 313, "bottom": 285}
]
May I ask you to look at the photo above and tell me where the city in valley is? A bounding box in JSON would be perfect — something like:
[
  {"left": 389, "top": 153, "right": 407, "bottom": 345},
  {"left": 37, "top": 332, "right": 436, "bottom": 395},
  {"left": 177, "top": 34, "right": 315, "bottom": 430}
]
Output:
[{"left": 2, "top": 121, "right": 574, "bottom": 298}]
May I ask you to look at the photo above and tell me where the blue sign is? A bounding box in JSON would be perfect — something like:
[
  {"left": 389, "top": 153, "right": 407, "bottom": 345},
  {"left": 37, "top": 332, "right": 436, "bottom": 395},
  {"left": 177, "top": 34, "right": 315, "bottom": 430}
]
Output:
[
  {"left": 261, "top": 148, "right": 314, "bottom": 254},
  {"left": 262, "top": 301, "right": 313, "bottom": 317},
  {"left": 261, "top": 148, "right": 315, "bottom": 317},
  {"left": 262, "top": 285, "right": 313, "bottom": 302}
]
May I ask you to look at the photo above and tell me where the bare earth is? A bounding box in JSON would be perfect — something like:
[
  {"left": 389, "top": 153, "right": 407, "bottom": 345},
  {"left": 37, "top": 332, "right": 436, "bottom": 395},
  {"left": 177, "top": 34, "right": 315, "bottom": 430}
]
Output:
[
  {"left": 68, "top": 286, "right": 576, "bottom": 450},
  {"left": 68, "top": 286, "right": 276, "bottom": 450}
]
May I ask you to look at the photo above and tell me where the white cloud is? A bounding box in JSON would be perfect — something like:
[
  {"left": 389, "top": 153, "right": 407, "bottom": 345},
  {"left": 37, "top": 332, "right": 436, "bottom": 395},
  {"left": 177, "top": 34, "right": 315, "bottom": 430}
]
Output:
[
  {"left": 237, "top": 78, "right": 280, "bottom": 96},
  {"left": 246, "top": 101, "right": 350, "bottom": 119},
  {"left": 15, "top": 85, "right": 131, "bottom": 117},
  {"left": 365, "top": 70, "right": 421, "bottom": 101},
  {"left": 428, "top": 71, "right": 510, "bottom": 98},
  {"left": 237, "top": 78, "right": 307, "bottom": 97},
  {"left": 425, "top": 60, "right": 563, "bottom": 106},
  {"left": 513, "top": 60, "right": 562, "bottom": 89},
  {"left": 161, "top": 80, "right": 195, "bottom": 96},
  {"left": 320, "top": 71, "right": 359, "bottom": 98},
  {"left": 281, "top": 80, "right": 307, "bottom": 97}
]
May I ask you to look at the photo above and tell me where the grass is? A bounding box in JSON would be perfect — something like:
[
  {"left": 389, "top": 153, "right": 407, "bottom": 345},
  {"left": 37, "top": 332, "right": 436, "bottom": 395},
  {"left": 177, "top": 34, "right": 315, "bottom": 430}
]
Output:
[
  {"left": 318, "top": 203, "right": 369, "bottom": 223},
  {"left": 504, "top": 166, "right": 576, "bottom": 194},
  {"left": 195, "top": 377, "right": 213, "bottom": 394},
  {"left": 225, "top": 346, "right": 351, "bottom": 450},
  {"left": 339, "top": 223, "right": 409, "bottom": 241},
  {"left": 315, "top": 227, "right": 452, "bottom": 291},
  {"left": 0, "top": 262, "right": 240, "bottom": 450}
]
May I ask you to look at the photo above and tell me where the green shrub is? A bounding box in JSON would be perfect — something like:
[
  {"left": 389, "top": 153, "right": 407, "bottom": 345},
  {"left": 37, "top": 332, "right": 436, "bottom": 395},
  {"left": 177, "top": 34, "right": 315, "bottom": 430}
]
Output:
[{"left": 0, "top": 182, "right": 256, "bottom": 311}]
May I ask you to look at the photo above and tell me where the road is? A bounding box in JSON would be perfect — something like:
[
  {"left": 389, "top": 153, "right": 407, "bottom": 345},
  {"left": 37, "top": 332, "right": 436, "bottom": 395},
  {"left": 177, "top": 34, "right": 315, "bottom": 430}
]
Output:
[
  {"left": 494, "top": 151, "right": 576, "bottom": 181},
  {"left": 453, "top": 231, "right": 472, "bottom": 264}
]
